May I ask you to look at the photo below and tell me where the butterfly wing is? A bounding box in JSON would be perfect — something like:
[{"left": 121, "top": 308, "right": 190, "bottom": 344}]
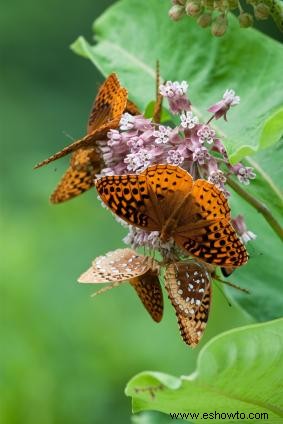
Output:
[
  {"left": 78, "top": 248, "right": 162, "bottom": 321},
  {"left": 78, "top": 248, "right": 150, "bottom": 284},
  {"left": 50, "top": 148, "right": 100, "bottom": 203},
  {"left": 165, "top": 261, "right": 211, "bottom": 347},
  {"left": 130, "top": 268, "right": 163, "bottom": 322},
  {"left": 125, "top": 99, "right": 141, "bottom": 116},
  {"left": 175, "top": 219, "right": 248, "bottom": 267},
  {"left": 96, "top": 164, "right": 193, "bottom": 232},
  {"left": 34, "top": 75, "right": 128, "bottom": 169},
  {"left": 87, "top": 73, "right": 124, "bottom": 132},
  {"left": 175, "top": 179, "right": 248, "bottom": 267}
]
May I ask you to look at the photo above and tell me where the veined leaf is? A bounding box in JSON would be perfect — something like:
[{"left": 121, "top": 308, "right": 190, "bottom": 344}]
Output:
[{"left": 126, "top": 318, "right": 283, "bottom": 423}]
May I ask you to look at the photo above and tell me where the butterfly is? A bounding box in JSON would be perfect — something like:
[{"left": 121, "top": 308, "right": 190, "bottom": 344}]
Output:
[
  {"left": 78, "top": 248, "right": 163, "bottom": 323},
  {"left": 35, "top": 73, "right": 140, "bottom": 203},
  {"left": 165, "top": 260, "right": 212, "bottom": 347},
  {"left": 78, "top": 248, "right": 214, "bottom": 346},
  {"left": 96, "top": 164, "right": 248, "bottom": 268}
]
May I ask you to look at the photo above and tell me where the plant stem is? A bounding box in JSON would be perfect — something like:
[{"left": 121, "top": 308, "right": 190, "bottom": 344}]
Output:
[
  {"left": 227, "top": 176, "right": 283, "bottom": 241},
  {"left": 246, "top": 157, "right": 283, "bottom": 204}
]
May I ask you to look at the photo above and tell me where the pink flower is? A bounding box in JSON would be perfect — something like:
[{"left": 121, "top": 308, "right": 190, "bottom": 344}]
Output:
[
  {"left": 124, "top": 148, "right": 153, "bottom": 172},
  {"left": 208, "top": 169, "right": 226, "bottom": 188},
  {"left": 237, "top": 167, "right": 256, "bottom": 185},
  {"left": 231, "top": 165, "right": 256, "bottom": 185},
  {"left": 153, "top": 125, "right": 172, "bottom": 144},
  {"left": 160, "top": 81, "right": 191, "bottom": 114},
  {"left": 197, "top": 124, "right": 216, "bottom": 144},
  {"left": 180, "top": 111, "right": 199, "bottom": 129},
  {"left": 107, "top": 129, "right": 122, "bottom": 146},
  {"left": 208, "top": 89, "right": 240, "bottom": 121},
  {"left": 119, "top": 113, "right": 135, "bottom": 130},
  {"left": 232, "top": 215, "right": 256, "bottom": 243},
  {"left": 211, "top": 138, "right": 228, "bottom": 158},
  {"left": 192, "top": 146, "right": 210, "bottom": 165},
  {"left": 167, "top": 149, "right": 185, "bottom": 165}
]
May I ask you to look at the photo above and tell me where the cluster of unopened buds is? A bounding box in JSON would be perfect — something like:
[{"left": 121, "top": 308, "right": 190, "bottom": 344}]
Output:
[
  {"left": 97, "top": 79, "right": 256, "bottom": 254},
  {"left": 169, "top": 0, "right": 283, "bottom": 36}
]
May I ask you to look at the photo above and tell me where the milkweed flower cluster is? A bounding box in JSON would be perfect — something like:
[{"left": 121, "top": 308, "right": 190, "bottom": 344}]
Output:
[
  {"left": 168, "top": 0, "right": 283, "bottom": 36},
  {"left": 96, "top": 80, "right": 256, "bottom": 254}
]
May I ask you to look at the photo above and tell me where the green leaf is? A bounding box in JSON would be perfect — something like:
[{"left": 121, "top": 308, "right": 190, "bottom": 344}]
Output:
[
  {"left": 223, "top": 138, "right": 283, "bottom": 321},
  {"left": 126, "top": 319, "right": 283, "bottom": 423},
  {"left": 144, "top": 101, "right": 172, "bottom": 123},
  {"left": 71, "top": 0, "right": 283, "bottom": 164}
]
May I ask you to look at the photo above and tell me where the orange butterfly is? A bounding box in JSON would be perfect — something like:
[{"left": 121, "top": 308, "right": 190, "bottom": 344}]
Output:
[
  {"left": 96, "top": 164, "right": 248, "bottom": 268},
  {"left": 78, "top": 248, "right": 163, "bottom": 323},
  {"left": 35, "top": 74, "right": 140, "bottom": 203},
  {"left": 78, "top": 248, "right": 214, "bottom": 346}
]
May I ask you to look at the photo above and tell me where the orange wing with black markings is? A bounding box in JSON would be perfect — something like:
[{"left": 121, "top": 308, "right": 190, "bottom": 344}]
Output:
[{"left": 96, "top": 164, "right": 248, "bottom": 268}]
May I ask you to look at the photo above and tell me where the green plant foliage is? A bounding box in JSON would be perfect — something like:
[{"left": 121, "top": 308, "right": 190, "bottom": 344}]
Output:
[
  {"left": 225, "top": 141, "right": 283, "bottom": 321},
  {"left": 126, "top": 318, "right": 283, "bottom": 423},
  {"left": 71, "top": 0, "right": 283, "bottom": 164}
]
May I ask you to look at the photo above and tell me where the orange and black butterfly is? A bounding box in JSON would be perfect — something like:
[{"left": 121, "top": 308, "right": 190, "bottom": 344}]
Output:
[
  {"left": 96, "top": 164, "right": 248, "bottom": 268},
  {"left": 35, "top": 74, "right": 140, "bottom": 203}
]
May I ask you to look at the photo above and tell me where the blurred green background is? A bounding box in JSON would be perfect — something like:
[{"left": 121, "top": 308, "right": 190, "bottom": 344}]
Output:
[{"left": 0, "top": 1, "right": 281, "bottom": 424}]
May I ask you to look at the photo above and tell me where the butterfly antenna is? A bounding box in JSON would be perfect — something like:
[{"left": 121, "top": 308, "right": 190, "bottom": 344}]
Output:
[
  {"left": 214, "top": 275, "right": 250, "bottom": 294},
  {"left": 62, "top": 131, "right": 75, "bottom": 141},
  {"left": 91, "top": 281, "right": 124, "bottom": 297},
  {"left": 153, "top": 60, "right": 163, "bottom": 124}
]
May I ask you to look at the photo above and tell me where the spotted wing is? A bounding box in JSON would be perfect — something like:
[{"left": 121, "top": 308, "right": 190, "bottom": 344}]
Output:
[
  {"left": 87, "top": 73, "right": 125, "bottom": 132},
  {"left": 165, "top": 261, "right": 211, "bottom": 347},
  {"left": 34, "top": 75, "right": 127, "bottom": 169},
  {"left": 175, "top": 218, "right": 248, "bottom": 267},
  {"left": 96, "top": 164, "right": 193, "bottom": 231},
  {"left": 50, "top": 148, "right": 100, "bottom": 203},
  {"left": 130, "top": 268, "right": 163, "bottom": 322},
  {"left": 192, "top": 179, "right": 231, "bottom": 220},
  {"left": 78, "top": 248, "right": 151, "bottom": 284}
]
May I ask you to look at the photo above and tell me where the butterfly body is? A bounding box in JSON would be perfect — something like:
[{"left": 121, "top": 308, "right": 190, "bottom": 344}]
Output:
[{"left": 96, "top": 164, "right": 248, "bottom": 267}]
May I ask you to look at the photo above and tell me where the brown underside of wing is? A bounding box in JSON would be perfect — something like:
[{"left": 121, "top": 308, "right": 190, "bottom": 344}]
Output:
[
  {"left": 165, "top": 261, "right": 211, "bottom": 347},
  {"left": 130, "top": 269, "right": 163, "bottom": 322},
  {"left": 50, "top": 148, "right": 100, "bottom": 204}
]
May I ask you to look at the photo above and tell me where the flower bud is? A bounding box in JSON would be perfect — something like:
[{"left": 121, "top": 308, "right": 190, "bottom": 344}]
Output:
[
  {"left": 172, "top": 0, "right": 186, "bottom": 4},
  {"left": 168, "top": 4, "right": 185, "bottom": 20},
  {"left": 202, "top": 0, "right": 214, "bottom": 9},
  {"left": 211, "top": 14, "right": 228, "bottom": 36},
  {"left": 197, "top": 13, "right": 212, "bottom": 27},
  {"left": 185, "top": 1, "right": 202, "bottom": 16},
  {"left": 226, "top": 0, "right": 238, "bottom": 9},
  {"left": 254, "top": 3, "right": 270, "bottom": 19},
  {"left": 238, "top": 12, "right": 254, "bottom": 27},
  {"left": 213, "top": 0, "right": 225, "bottom": 10}
]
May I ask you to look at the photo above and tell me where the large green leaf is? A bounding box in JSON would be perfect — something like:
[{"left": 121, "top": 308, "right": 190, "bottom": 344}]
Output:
[
  {"left": 126, "top": 319, "right": 283, "bottom": 423},
  {"left": 71, "top": 0, "right": 283, "bottom": 164}
]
